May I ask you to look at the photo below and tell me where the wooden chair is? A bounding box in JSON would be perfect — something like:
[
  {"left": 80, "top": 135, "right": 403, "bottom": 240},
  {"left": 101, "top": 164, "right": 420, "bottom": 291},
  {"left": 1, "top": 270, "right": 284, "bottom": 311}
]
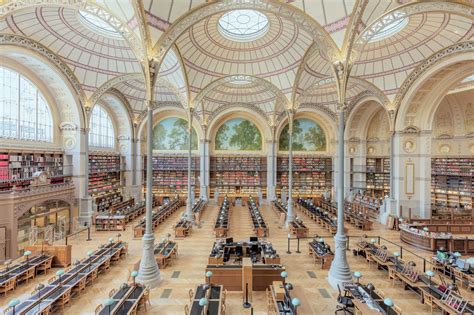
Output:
[
  {"left": 393, "top": 305, "right": 402, "bottom": 314},
  {"left": 375, "top": 288, "right": 385, "bottom": 298},
  {"left": 52, "top": 288, "right": 72, "bottom": 312},
  {"left": 18, "top": 266, "right": 36, "bottom": 285},
  {"left": 36, "top": 258, "right": 53, "bottom": 274},
  {"left": 72, "top": 277, "right": 87, "bottom": 297},
  {"left": 139, "top": 288, "right": 150, "bottom": 311},
  {"left": 0, "top": 277, "right": 16, "bottom": 295},
  {"left": 95, "top": 304, "right": 102, "bottom": 315},
  {"left": 265, "top": 288, "right": 277, "bottom": 315},
  {"left": 453, "top": 269, "right": 465, "bottom": 288},
  {"left": 188, "top": 289, "right": 194, "bottom": 303},
  {"left": 220, "top": 303, "right": 226, "bottom": 315},
  {"left": 100, "top": 258, "right": 111, "bottom": 272},
  {"left": 184, "top": 304, "right": 190, "bottom": 315},
  {"left": 48, "top": 276, "right": 57, "bottom": 284},
  {"left": 108, "top": 288, "right": 117, "bottom": 297}
]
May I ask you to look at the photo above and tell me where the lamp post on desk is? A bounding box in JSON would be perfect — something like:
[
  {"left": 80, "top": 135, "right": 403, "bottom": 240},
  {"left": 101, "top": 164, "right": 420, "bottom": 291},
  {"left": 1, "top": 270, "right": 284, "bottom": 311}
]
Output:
[
  {"left": 206, "top": 271, "right": 213, "bottom": 285},
  {"left": 8, "top": 299, "right": 20, "bottom": 315}
]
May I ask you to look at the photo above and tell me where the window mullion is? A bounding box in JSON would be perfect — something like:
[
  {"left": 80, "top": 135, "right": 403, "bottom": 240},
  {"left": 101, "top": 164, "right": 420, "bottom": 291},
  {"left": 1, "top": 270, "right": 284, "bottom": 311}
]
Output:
[{"left": 17, "top": 74, "right": 20, "bottom": 139}]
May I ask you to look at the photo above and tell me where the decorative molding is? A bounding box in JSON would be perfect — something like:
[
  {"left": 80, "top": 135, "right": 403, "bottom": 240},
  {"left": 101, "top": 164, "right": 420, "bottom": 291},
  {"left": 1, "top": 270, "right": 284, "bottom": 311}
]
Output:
[
  {"left": 0, "top": 33, "right": 86, "bottom": 104},
  {"left": 206, "top": 103, "right": 271, "bottom": 128},
  {"left": 59, "top": 121, "right": 78, "bottom": 131},
  {"left": 88, "top": 73, "right": 143, "bottom": 107},
  {"left": 393, "top": 41, "right": 474, "bottom": 109}
]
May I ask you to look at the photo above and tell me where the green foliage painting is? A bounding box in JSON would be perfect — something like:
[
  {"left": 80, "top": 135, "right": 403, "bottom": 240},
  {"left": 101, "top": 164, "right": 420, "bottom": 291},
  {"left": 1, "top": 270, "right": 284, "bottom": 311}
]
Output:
[
  {"left": 279, "top": 119, "right": 326, "bottom": 151},
  {"left": 215, "top": 118, "right": 262, "bottom": 151},
  {"left": 152, "top": 117, "right": 198, "bottom": 150}
]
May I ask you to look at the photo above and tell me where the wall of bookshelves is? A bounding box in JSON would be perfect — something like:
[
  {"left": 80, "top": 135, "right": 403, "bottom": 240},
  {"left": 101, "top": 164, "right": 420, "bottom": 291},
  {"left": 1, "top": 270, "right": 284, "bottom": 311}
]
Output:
[
  {"left": 366, "top": 157, "right": 390, "bottom": 197},
  {"left": 350, "top": 158, "right": 366, "bottom": 193},
  {"left": 431, "top": 157, "right": 473, "bottom": 216},
  {"left": 209, "top": 156, "right": 266, "bottom": 198},
  {"left": 143, "top": 155, "right": 200, "bottom": 198},
  {"left": 0, "top": 151, "right": 70, "bottom": 191},
  {"left": 88, "top": 153, "right": 123, "bottom": 208},
  {"left": 276, "top": 156, "right": 332, "bottom": 198}
]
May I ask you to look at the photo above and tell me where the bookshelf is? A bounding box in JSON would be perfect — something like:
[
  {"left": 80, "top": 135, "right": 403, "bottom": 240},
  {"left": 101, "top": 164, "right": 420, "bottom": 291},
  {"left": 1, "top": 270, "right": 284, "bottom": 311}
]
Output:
[
  {"left": 0, "top": 151, "right": 69, "bottom": 191},
  {"left": 366, "top": 157, "right": 390, "bottom": 197},
  {"left": 276, "top": 156, "right": 332, "bottom": 198},
  {"left": 431, "top": 157, "right": 473, "bottom": 218},
  {"left": 349, "top": 158, "right": 366, "bottom": 193},
  {"left": 144, "top": 155, "right": 200, "bottom": 197},
  {"left": 89, "top": 153, "right": 123, "bottom": 204},
  {"left": 210, "top": 156, "right": 267, "bottom": 198}
]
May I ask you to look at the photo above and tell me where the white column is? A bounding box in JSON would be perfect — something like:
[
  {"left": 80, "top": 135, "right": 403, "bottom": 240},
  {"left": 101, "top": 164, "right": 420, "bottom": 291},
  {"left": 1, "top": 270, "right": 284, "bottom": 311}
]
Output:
[
  {"left": 78, "top": 127, "right": 92, "bottom": 226},
  {"left": 185, "top": 110, "right": 194, "bottom": 221},
  {"left": 266, "top": 139, "right": 276, "bottom": 200},
  {"left": 285, "top": 117, "right": 295, "bottom": 225},
  {"left": 200, "top": 138, "right": 209, "bottom": 200},
  {"left": 328, "top": 110, "right": 352, "bottom": 288},
  {"left": 135, "top": 139, "right": 144, "bottom": 201},
  {"left": 137, "top": 103, "right": 160, "bottom": 288}
]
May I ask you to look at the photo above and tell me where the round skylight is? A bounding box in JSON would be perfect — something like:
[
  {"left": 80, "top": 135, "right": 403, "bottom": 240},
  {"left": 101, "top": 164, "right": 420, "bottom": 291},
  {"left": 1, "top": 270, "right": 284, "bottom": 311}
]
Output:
[
  {"left": 218, "top": 10, "right": 269, "bottom": 42},
  {"left": 78, "top": 10, "right": 123, "bottom": 39},
  {"left": 362, "top": 12, "right": 408, "bottom": 43}
]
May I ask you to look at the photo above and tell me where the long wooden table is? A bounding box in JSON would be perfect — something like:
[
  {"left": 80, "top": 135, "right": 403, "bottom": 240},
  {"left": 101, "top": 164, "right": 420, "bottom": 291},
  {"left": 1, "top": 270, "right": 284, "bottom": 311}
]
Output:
[
  {"left": 248, "top": 197, "right": 268, "bottom": 237},
  {"left": 0, "top": 255, "right": 53, "bottom": 293},
  {"left": 214, "top": 198, "right": 231, "bottom": 238},
  {"left": 154, "top": 241, "right": 178, "bottom": 269},
  {"left": 6, "top": 242, "right": 126, "bottom": 315},
  {"left": 187, "top": 284, "right": 224, "bottom": 315},
  {"left": 133, "top": 198, "right": 183, "bottom": 238},
  {"left": 344, "top": 283, "right": 399, "bottom": 315},
  {"left": 97, "top": 284, "right": 146, "bottom": 315},
  {"left": 193, "top": 199, "right": 207, "bottom": 225},
  {"left": 308, "top": 239, "right": 334, "bottom": 269}
]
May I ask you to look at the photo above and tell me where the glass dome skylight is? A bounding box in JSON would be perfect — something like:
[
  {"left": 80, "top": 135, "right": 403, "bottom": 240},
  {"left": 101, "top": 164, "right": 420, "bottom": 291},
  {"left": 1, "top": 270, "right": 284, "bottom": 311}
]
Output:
[
  {"left": 362, "top": 11, "right": 408, "bottom": 43},
  {"left": 218, "top": 10, "right": 269, "bottom": 42},
  {"left": 461, "top": 74, "right": 474, "bottom": 83},
  {"left": 78, "top": 10, "right": 123, "bottom": 39}
]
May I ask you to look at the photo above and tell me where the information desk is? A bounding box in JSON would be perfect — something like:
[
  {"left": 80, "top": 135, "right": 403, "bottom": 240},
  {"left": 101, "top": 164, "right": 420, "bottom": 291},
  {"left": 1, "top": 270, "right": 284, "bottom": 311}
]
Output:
[
  {"left": 308, "top": 239, "right": 334, "bottom": 269},
  {"left": 6, "top": 241, "right": 127, "bottom": 315},
  {"left": 133, "top": 198, "right": 183, "bottom": 238},
  {"left": 187, "top": 284, "right": 224, "bottom": 315},
  {"left": 399, "top": 223, "right": 474, "bottom": 254},
  {"left": 97, "top": 284, "right": 147, "bottom": 315},
  {"left": 0, "top": 254, "right": 53, "bottom": 294},
  {"left": 208, "top": 239, "right": 280, "bottom": 265}
]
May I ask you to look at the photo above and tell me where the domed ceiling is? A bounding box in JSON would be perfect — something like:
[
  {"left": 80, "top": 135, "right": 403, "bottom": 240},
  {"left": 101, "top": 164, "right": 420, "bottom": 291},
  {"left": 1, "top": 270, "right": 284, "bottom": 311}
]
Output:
[{"left": 0, "top": 0, "right": 472, "bottom": 126}]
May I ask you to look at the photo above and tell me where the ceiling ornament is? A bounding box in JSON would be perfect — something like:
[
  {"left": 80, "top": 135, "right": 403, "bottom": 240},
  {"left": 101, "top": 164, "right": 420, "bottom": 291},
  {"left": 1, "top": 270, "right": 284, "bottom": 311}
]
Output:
[
  {"left": 393, "top": 41, "right": 474, "bottom": 110},
  {"left": 89, "top": 73, "right": 144, "bottom": 106},
  {"left": 0, "top": 0, "right": 145, "bottom": 60},
  {"left": 0, "top": 33, "right": 86, "bottom": 106},
  {"left": 151, "top": 0, "right": 339, "bottom": 76},
  {"left": 353, "top": 1, "right": 473, "bottom": 53}
]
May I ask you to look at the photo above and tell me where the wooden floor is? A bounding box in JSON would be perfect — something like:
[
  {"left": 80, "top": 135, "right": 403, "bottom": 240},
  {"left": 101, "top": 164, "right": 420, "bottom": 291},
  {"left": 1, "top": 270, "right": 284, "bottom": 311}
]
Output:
[{"left": 1, "top": 203, "right": 473, "bottom": 314}]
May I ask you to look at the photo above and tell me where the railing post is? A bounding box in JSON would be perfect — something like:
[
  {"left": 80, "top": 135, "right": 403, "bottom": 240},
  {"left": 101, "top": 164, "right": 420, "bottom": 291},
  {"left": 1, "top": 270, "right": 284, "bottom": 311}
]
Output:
[
  {"left": 400, "top": 246, "right": 403, "bottom": 259},
  {"left": 296, "top": 236, "right": 301, "bottom": 254},
  {"left": 346, "top": 236, "right": 350, "bottom": 250},
  {"left": 87, "top": 227, "right": 91, "bottom": 241},
  {"left": 377, "top": 236, "right": 380, "bottom": 245},
  {"left": 286, "top": 233, "right": 291, "bottom": 254},
  {"left": 423, "top": 259, "right": 426, "bottom": 272},
  {"left": 65, "top": 236, "right": 68, "bottom": 246}
]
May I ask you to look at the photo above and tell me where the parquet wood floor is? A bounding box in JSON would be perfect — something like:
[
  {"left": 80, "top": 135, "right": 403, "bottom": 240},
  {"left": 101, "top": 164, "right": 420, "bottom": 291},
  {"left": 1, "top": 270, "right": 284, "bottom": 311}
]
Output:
[{"left": 1, "top": 203, "right": 472, "bottom": 314}]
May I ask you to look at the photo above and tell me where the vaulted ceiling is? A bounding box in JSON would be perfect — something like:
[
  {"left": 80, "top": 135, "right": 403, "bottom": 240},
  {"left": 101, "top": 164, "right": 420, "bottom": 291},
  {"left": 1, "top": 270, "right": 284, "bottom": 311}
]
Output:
[{"left": 0, "top": 0, "right": 472, "bottom": 127}]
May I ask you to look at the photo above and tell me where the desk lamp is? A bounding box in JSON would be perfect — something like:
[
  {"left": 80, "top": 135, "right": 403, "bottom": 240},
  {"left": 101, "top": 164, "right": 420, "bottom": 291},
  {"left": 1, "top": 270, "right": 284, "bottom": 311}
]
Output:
[
  {"left": 281, "top": 271, "right": 288, "bottom": 284},
  {"left": 366, "top": 283, "right": 375, "bottom": 297},
  {"left": 425, "top": 270, "right": 434, "bottom": 294},
  {"left": 206, "top": 271, "right": 213, "bottom": 285},
  {"left": 56, "top": 269, "right": 65, "bottom": 286},
  {"left": 4, "top": 259, "right": 12, "bottom": 272},
  {"left": 370, "top": 239, "right": 377, "bottom": 245},
  {"left": 8, "top": 299, "right": 20, "bottom": 315},
  {"left": 393, "top": 252, "right": 401, "bottom": 269},
  {"left": 104, "top": 298, "right": 114, "bottom": 315},
  {"left": 292, "top": 298, "right": 301, "bottom": 315},
  {"left": 24, "top": 250, "right": 32, "bottom": 263},
  {"left": 87, "top": 250, "right": 94, "bottom": 271},
  {"left": 383, "top": 298, "right": 393, "bottom": 312},
  {"left": 353, "top": 271, "right": 362, "bottom": 284},
  {"left": 35, "top": 283, "right": 45, "bottom": 299},
  {"left": 199, "top": 297, "right": 208, "bottom": 314},
  {"left": 131, "top": 270, "right": 138, "bottom": 286}
]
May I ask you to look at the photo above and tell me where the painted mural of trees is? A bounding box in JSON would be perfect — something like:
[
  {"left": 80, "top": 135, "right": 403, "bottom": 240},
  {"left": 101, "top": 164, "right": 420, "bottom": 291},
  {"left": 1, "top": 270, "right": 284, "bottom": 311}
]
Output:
[
  {"left": 215, "top": 118, "right": 262, "bottom": 151},
  {"left": 278, "top": 118, "right": 326, "bottom": 151},
  {"left": 152, "top": 117, "right": 198, "bottom": 150}
]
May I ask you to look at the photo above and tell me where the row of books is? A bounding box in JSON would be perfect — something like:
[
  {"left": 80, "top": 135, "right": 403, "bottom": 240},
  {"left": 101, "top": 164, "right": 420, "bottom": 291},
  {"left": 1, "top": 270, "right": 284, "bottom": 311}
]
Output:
[
  {"left": 147, "top": 156, "right": 200, "bottom": 171},
  {"left": 277, "top": 157, "right": 332, "bottom": 172},
  {"left": 210, "top": 156, "right": 266, "bottom": 171}
]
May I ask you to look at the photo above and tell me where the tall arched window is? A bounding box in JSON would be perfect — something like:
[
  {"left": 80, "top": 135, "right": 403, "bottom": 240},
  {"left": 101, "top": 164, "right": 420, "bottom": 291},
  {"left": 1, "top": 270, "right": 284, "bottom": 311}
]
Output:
[
  {"left": 89, "top": 104, "right": 115, "bottom": 148},
  {"left": 0, "top": 67, "right": 53, "bottom": 142}
]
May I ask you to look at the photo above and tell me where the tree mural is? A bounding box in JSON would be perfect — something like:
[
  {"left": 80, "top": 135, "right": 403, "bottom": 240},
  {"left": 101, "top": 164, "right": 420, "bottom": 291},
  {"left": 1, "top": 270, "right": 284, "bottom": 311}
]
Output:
[
  {"left": 215, "top": 118, "right": 262, "bottom": 151},
  {"left": 279, "top": 118, "right": 326, "bottom": 151},
  {"left": 152, "top": 117, "right": 198, "bottom": 150}
]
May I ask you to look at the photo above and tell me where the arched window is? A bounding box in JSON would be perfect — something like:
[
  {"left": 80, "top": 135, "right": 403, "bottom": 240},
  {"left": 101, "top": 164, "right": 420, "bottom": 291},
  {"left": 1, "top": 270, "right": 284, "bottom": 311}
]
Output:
[
  {"left": 0, "top": 67, "right": 53, "bottom": 142},
  {"left": 89, "top": 104, "right": 115, "bottom": 148}
]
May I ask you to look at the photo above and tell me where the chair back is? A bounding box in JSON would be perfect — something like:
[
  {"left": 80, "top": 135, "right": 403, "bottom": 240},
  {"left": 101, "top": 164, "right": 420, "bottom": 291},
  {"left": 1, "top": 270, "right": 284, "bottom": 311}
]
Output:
[
  {"left": 48, "top": 276, "right": 57, "bottom": 284},
  {"left": 184, "top": 304, "right": 190, "bottom": 315},
  {"left": 109, "top": 288, "right": 116, "bottom": 297},
  {"left": 94, "top": 304, "right": 102, "bottom": 315},
  {"left": 441, "top": 291, "right": 467, "bottom": 314}
]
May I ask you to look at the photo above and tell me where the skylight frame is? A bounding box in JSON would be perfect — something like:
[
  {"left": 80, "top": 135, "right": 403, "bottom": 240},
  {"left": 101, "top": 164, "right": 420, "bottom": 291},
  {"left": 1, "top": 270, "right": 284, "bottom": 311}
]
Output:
[
  {"left": 362, "top": 11, "right": 409, "bottom": 43},
  {"left": 78, "top": 10, "right": 124, "bottom": 40},
  {"left": 218, "top": 9, "right": 270, "bottom": 42}
]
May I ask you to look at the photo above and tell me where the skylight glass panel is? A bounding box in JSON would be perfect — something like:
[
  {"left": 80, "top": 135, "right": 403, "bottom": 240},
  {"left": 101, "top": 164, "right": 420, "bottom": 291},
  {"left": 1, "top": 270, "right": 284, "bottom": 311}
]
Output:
[
  {"left": 362, "top": 12, "right": 408, "bottom": 43},
  {"left": 218, "top": 10, "right": 269, "bottom": 42},
  {"left": 78, "top": 10, "right": 123, "bottom": 39}
]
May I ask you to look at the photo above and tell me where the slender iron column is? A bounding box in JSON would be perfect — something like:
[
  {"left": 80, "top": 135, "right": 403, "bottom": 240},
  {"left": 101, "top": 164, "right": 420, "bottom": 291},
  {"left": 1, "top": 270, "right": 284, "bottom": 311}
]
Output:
[
  {"left": 328, "top": 109, "right": 352, "bottom": 288},
  {"left": 185, "top": 109, "right": 194, "bottom": 221},
  {"left": 137, "top": 102, "right": 160, "bottom": 288},
  {"left": 285, "top": 116, "right": 295, "bottom": 225}
]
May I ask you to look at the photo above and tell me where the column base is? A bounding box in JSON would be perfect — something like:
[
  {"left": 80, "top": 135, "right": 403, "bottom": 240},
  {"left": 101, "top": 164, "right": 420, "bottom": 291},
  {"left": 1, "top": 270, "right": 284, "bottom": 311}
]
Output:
[
  {"left": 267, "top": 186, "right": 276, "bottom": 202},
  {"left": 379, "top": 198, "right": 397, "bottom": 224},
  {"left": 285, "top": 200, "right": 294, "bottom": 226},
  {"left": 328, "top": 234, "right": 352, "bottom": 290},
  {"left": 137, "top": 233, "right": 160, "bottom": 289},
  {"left": 200, "top": 185, "right": 208, "bottom": 201},
  {"left": 78, "top": 197, "right": 93, "bottom": 227},
  {"left": 185, "top": 199, "right": 194, "bottom": 222}
]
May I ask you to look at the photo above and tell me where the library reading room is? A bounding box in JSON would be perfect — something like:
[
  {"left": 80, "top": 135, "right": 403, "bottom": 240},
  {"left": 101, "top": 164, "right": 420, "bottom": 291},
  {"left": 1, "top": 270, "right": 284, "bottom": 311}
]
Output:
[{"left": 0, "top": 0, "right": 473, "bottom": 314}]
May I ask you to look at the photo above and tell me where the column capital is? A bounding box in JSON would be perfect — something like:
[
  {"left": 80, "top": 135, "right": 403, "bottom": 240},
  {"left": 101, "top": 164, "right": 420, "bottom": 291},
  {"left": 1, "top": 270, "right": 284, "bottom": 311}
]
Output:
[{"left": 80, "top": 127, "right": 90, "bottom": 134}]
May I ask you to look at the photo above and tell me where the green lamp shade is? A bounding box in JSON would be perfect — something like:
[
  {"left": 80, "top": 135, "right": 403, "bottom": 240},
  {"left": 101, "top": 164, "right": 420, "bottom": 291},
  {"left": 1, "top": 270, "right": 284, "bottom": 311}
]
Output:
[
  {"left": 425, "top": 270, "right": 435, "bottom": 277},
  {"left": 104, "top": 298, "right": 114, "bottom": 306},
  {"left": 318, "top": 238, "right": 325, "bottom": 243},
  {"left": 383, "top": 298, "right": 394, "bottom": 307},
  {"left": 87, "top": 250, "right": 94, "bottom": 256},
  {"left": 206, "top": 271, "right": 213, "bottom": 278},
  {"left": 354, "top": 271, "right": 362, "bottom": 278},
  {"left": 291, "top": 297, "right": 301, "bottom": 307},
  {"left": 8, "top": 299, "right": 20, "bottom": 307},
  {"left": 370, "top": 239, "right": 377, "bottom": 244},
  {"left": 281, "top": 271, "right": 288, "bottom": 278},
  {"left": 199, "top": 298, "right": 208, "bottom": 306},
  {"left": 453, "top": 252, "right": 462, "bottom": 258},
  {"left": 393, "top": 252, "right": 400, "bottom": 257},
  {"left": 23, "top": 250, "right": 32, "bottom": 256},
  {"left": 56, "top": 269, "right": 65, "bottom": 276},
  {"left": 131, "top": 271, "right": 138, "bottom": 278},
  {"left": 423, "top": 227, "right": 429, "bottom": 232},
  {"left": 108, "top": 237, "right": 114, "bottom": 243}
]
